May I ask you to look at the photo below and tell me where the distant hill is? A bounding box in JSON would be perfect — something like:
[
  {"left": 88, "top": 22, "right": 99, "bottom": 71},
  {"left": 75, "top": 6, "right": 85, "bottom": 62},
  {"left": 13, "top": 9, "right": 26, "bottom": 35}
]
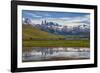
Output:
[{"left": 22, "top": 24, "right": 64, "bottom": 41}]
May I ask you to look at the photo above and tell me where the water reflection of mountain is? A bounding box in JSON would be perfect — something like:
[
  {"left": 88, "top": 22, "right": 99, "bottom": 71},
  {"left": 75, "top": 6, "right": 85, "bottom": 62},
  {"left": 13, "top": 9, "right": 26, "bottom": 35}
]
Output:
[{"left": 22, "top": 47, "right": 90, "bottom": 62}]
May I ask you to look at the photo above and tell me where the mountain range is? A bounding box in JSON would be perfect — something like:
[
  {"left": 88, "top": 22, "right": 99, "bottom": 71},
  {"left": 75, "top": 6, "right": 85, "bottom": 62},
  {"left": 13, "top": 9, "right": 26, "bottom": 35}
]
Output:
[{"left": 23, "top": 18, "right": 90, "bottom": 38}]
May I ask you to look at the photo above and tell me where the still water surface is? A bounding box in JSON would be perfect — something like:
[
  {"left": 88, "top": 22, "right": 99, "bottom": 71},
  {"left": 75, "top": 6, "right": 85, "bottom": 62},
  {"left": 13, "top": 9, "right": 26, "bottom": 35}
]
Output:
[{"left": 22, "top": 47, "right": 90, "bottom": 62}]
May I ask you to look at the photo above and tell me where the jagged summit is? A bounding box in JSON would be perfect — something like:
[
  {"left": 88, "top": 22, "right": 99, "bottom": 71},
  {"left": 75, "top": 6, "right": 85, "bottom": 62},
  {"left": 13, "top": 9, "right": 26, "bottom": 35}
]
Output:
[{"left": 23, "top": 19, "right": 90, "bottom": 36}]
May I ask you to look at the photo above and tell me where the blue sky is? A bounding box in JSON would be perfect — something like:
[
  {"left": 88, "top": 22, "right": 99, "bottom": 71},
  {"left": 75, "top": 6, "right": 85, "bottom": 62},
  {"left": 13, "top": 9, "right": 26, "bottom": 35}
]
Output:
[{"left": 22, "top": 10, "right": 90, "bottom": 26}]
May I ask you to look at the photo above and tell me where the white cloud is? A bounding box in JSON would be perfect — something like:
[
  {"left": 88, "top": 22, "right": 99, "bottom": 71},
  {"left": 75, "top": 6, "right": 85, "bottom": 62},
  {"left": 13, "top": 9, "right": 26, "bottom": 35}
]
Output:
[
  {"left": 30, "top": 12, "right": 51, "bottom": 17},
  {"left": 22, "top": 17, "right": 25, "bottom": 21},
  {"left": 25, "top": 12, "right": 42, "bottom": 18},
  {"left": 44, "top": 13, "right": 51, "bottom": 17},
  {"left": 30, "top": 14, "right": 90, "bottom": 27},
  {"left": 61, "top": 15, "right": 90, "bottom": 23}
]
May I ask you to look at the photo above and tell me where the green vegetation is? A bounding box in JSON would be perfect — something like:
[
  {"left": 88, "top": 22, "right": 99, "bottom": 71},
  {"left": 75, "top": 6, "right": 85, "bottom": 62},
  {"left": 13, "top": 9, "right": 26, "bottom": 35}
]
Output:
[
  {"left": 23, "top": 40, "right": 89, "bottom": 47},
  {"left": 22, "top": 24, "right": 64, "bottom": 40},
  {"left": 22, "top": 24, "right": 90, "bottom": 48}
]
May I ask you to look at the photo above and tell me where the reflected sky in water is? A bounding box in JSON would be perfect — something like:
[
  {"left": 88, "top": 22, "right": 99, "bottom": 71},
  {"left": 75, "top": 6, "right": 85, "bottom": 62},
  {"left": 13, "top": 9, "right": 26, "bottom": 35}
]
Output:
[{"left": 22, "top": 47, "right": 90, "bottom": 62}]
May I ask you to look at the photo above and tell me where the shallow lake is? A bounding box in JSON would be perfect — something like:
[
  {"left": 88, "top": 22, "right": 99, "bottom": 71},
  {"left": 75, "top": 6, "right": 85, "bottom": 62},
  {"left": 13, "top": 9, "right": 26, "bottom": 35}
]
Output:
[{"left": 22, "top": 47, "right": 90, "bottom": 62}]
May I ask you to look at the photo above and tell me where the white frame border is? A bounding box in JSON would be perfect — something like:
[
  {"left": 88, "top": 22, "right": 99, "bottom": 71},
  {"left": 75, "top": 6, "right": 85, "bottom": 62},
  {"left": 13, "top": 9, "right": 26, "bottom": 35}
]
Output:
[{"left": 17, "top": 5, "right": 94, "bottom": 68}]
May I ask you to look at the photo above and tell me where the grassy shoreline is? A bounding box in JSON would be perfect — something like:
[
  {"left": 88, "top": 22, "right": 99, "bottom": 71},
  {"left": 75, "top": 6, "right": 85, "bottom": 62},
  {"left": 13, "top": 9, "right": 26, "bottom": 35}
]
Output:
[{"left": 23, "top": 39, "right": 90, "bottom": 47}]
